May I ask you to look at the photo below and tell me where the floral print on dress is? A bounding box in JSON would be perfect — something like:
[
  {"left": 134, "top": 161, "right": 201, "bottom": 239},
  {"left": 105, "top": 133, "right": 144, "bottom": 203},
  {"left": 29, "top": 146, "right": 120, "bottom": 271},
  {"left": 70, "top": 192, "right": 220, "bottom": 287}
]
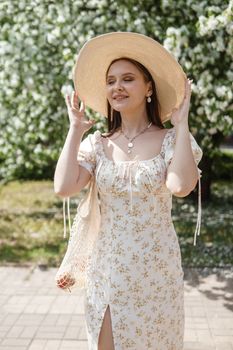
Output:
[
  {"left": 162, "top": 127, "right": 203, "bottom": 168},
  {"left": 76, "top": 127, "right": 203, "bottom": 350}
]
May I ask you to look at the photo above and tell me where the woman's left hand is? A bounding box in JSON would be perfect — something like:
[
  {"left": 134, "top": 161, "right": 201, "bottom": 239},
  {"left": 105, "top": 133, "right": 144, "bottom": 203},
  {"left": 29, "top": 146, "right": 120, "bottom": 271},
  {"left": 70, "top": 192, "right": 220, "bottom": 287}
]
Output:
[{"left": 170, "top": 77, "right": 193, "bottom": 127}]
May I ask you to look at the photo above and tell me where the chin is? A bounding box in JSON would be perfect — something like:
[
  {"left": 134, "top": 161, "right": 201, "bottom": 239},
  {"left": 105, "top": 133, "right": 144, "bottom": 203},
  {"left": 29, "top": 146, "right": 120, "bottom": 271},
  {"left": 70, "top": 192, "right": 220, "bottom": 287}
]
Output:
[{"left": 112, "top": 105, "right": 132, "bottom": 113}]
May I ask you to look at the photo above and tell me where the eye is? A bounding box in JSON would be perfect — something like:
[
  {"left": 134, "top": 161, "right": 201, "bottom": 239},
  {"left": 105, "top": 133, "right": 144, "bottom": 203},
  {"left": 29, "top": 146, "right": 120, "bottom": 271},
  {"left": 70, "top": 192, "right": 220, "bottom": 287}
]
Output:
[{"left": 106, "top": 77, "right": 133, "bottom": 85}]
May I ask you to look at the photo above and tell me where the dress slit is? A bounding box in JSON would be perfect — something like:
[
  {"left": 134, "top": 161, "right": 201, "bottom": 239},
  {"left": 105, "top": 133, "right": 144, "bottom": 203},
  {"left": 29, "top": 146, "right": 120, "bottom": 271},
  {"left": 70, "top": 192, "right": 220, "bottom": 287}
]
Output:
[{"left": 97, "top": 304, "right": 115, "bottom": 350}]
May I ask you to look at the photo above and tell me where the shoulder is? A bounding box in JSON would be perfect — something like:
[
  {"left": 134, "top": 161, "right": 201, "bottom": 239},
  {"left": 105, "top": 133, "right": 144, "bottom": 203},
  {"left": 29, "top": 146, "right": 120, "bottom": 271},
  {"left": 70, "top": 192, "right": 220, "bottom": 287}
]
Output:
[
  {"left": 163, "top": 127, "right": 176, "bottom": 144},
  {"left": 164, "top": 126, "right": 175, "bottom": 135},
  {"left": 101, "top": 128, "right": 121, "bottom": 139},
  {"left": 82, "top": 130, "right": 102, "bottom": 144},
  {"left": 150, "top": 126, "right": 175, "bottom": 137},
  {"left": 143, "top": 126, "right": 174, "bottom": 144},
  {"left": 159, "top": 127, "right": 176, "bottom": 156}
]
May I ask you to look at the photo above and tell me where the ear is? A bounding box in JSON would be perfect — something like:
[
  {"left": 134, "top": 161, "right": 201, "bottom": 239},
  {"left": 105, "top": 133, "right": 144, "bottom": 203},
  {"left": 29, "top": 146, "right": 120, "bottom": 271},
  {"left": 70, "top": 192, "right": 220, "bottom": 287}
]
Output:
[{"left": 146, "top": 81, "right": 153, "bottom": 95}]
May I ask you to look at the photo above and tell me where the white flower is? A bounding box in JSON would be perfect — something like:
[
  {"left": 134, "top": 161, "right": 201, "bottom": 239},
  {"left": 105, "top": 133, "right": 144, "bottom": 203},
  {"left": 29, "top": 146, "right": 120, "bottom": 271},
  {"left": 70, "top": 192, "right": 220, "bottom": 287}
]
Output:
[
  {"left": 25, "top": 77, "right": 34, "bottom": 88},
  {"left": 197, "top": 107, "right": 204, "bottom": 115},
  {"left": 166, "top": 27, "right": 177, "bottom": 36},
  {"left": 161, "top": 0, "right": 169, "bottom": 8},
  {"left": 208, "top": 16, "right": 219, "bottom": 30},
  {"left": 209, "top": 127, "right": 217, "bottom": 134},
  {"left": 57, "top": 14, "right": 66, "bottom": 23},
  {"left": 218, "top": 14, "right": 228, "bottom": 26},
  {"left": 61, "top": 84, "right": 73, "bottom": 97},
  {"left": 226, "top": 90, "right": 233, "bottom": 101},
  {"left": 163, "top": 37, "right": 174, "bottom": 51},
  {"left": 223, "top": 115, "right": 232, "bottom": 125},
  {"left": 215, "top": 35, "right": 225, "bottom": 52},
  {"left": 10, "top": 74, "right": 19, "bottom": 87},
  {"left": 215, "top": 86, "right": 228, "bottom": 98},
  {"left": 62, "top": 48, "right": 71, "bottom": 57},
  {"left": 0, "top": 40, "right": 12, "bottom": 55},
  {"left": 46, "top": 27, "right": 60, "bottom": 44},
  {"left": 34, "top": 144, "right": 42, "bottom": 154},
  {"left": 184, "top": 61, "right": 192, "bottom": 70},
  {"left": 31, "top": 91, "right": 41, "bottom": 102}
]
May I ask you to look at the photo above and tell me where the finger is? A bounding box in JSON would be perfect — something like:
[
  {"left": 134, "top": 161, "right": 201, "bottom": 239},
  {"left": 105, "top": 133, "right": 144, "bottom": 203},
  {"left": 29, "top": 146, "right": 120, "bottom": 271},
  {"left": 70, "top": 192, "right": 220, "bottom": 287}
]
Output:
[
  {"left": 86, "top": 119, "right": 96, "bottom": 126},
  {"left": 80, "top": 100, "right": 85, "bottom": 113},
  {"left": 71, "top": 91, "right": 78, "bottom": 109},
  {"left": 184, "top": 80, "right": 192, "bottom": 97},
  {"left": 65, "top": 94, "right": 72, "bottom": 108},
  {"left": 187, "top": 78, "right": 193, "bottom": 84},
  {"left": 71, "top": 91, "right": 75, "bottom": 108},
  {"left": 72, "top": 90, "right": 80, "bottom": 109},
  {"left": 187, "top": 79, "right": 192, "bottom": 92}
]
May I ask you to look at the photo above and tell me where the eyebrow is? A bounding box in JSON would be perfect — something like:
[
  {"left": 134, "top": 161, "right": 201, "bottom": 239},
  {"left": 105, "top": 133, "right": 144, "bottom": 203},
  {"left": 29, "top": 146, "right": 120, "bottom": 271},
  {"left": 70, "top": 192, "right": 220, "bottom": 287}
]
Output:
[{"left": 106, "top": 72, "right": 136, "bottom": 79}]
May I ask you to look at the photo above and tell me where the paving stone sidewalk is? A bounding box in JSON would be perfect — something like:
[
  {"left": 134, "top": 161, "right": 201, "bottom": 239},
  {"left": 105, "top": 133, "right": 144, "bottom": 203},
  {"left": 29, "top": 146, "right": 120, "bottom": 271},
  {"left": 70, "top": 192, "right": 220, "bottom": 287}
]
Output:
[{"left": 0, "top": 266, "right": 232, "bottom": 350}]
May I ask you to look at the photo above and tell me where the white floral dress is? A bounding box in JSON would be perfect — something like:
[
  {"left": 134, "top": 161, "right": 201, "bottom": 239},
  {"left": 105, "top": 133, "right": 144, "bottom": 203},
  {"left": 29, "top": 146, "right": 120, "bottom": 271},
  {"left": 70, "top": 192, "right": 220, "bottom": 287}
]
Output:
[{"left": 75, "top": 127, "right": 202, "bottom": 350}]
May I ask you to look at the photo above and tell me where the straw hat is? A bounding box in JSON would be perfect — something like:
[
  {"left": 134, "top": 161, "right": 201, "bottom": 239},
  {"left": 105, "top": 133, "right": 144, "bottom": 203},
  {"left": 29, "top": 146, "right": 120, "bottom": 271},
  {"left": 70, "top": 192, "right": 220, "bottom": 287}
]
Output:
[{"left": 72, "top": 32, "right": 187, "bottom": 123}]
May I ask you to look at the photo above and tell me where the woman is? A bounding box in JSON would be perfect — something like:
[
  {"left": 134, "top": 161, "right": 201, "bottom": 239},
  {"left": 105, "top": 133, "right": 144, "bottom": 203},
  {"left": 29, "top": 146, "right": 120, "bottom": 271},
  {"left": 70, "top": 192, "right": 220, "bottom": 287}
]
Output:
[{"left": 54, "top": 32, "right": 203, "bottom": 350}]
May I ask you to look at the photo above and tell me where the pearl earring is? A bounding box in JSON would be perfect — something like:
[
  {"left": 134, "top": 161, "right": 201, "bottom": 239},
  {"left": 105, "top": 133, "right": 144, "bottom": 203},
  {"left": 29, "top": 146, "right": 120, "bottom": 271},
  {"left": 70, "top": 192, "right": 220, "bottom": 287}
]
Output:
[{"left": 147, "top": 96, "right": 151, "bottom": 103}]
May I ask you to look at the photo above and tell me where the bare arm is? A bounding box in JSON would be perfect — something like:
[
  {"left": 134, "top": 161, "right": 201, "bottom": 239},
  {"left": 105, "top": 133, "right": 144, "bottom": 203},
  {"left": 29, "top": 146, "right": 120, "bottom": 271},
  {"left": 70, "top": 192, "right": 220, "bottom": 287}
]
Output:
[
  {"left": 54, "top": 91, "right": 95, "bottom": 197},
  {"left": 165, "top": 123, "right": 199, "bottom": 197},
  {"left": 54, "top": 126, "right": 91, "bottom": 197},
  {"left": 165, "top": 77, "right": 200, "bottom": 197}
]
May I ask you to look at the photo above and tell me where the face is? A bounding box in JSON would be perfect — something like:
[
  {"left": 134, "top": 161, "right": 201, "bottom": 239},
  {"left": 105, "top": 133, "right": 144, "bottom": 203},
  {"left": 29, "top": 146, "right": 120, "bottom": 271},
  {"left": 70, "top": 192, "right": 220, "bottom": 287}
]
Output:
[{"left": 105, "top": 60, "right": 152, "bottom": 114}]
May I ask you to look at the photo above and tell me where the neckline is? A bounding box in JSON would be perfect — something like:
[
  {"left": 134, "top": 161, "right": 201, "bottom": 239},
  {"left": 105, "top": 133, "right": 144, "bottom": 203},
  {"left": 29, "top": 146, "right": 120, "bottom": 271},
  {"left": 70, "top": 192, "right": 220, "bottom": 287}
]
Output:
[{"left": 97, "top": 128, "right": 174, "bottom": 164}]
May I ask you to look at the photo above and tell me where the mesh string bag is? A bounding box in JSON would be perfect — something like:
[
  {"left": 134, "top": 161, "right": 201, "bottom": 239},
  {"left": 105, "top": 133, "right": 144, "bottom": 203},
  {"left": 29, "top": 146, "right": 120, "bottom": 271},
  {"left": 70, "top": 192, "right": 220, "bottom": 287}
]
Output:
[{"left": 55, "top": 177, "right": 101, "bottom": 293}]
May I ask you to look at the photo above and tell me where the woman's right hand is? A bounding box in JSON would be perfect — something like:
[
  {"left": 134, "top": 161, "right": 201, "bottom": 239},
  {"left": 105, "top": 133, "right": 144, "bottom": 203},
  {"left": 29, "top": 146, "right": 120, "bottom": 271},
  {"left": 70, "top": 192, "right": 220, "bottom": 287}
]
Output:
[{"left": 65, "top": 90, "right": 96, "bottom": 133}]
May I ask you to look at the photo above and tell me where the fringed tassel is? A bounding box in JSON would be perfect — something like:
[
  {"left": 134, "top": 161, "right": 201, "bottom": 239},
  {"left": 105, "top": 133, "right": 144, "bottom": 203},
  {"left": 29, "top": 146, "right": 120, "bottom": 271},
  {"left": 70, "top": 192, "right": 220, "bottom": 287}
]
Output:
[
  {"left": 67, "top": 197, "right": 71, "bottom": 233},
  {"left": 193, "top": 169, "right": 202, "bottom": 246},
  {"left": 63, "top": 197, "right": 71, "bottom": 239}
]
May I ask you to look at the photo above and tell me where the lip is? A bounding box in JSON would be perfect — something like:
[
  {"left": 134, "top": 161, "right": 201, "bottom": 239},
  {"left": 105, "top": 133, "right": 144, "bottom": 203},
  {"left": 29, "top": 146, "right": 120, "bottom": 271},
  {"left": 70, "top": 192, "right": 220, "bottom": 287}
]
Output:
[{"left": 113, "top": 95, "right": 128, "bottom": 100}]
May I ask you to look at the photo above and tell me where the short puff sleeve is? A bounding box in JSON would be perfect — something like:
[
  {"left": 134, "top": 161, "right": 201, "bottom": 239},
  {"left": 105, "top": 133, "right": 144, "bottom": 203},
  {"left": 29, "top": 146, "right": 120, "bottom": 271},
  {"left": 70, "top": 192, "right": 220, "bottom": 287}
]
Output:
[
  {"left": 77, "top": 133, "right": 96, "bottom": 177},
  {"left": 164, "top": 128, "right": 203, "bottom": 169}
]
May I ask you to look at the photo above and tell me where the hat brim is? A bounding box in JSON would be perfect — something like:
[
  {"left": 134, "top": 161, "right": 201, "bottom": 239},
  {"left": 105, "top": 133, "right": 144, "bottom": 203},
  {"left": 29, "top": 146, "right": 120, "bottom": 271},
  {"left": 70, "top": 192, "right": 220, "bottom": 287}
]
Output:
[{"left": 72, "top": 32, "right": 186, "bottom": 123}]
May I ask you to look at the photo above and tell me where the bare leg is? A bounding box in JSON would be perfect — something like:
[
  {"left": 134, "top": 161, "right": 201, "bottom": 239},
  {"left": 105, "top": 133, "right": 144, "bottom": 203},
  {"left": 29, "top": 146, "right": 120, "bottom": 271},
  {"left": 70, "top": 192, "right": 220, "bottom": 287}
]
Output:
[{"left": 98, "top": 305, "right": 115, "bottom": 350}]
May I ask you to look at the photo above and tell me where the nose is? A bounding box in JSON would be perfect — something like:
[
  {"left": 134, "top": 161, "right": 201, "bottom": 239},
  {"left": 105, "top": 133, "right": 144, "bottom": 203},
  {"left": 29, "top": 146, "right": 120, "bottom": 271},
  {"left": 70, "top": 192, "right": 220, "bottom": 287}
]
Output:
[{"left": 114, "top": 79, "right": 123, "bottom": 90}]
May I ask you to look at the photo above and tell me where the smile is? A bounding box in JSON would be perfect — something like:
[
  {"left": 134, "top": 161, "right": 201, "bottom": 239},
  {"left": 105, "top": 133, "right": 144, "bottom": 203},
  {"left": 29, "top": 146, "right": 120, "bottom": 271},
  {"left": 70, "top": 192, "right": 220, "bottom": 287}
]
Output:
[{"left": 114, "top": 96, "right": 129, "bottom": 101}]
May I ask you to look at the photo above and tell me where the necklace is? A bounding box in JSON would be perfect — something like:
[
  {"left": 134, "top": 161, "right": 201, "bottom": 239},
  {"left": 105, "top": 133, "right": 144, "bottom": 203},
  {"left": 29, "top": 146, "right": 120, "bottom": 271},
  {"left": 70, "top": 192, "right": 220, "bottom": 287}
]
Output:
[{"left": 121, "top": 122, "right": 152, "bottom": 154}]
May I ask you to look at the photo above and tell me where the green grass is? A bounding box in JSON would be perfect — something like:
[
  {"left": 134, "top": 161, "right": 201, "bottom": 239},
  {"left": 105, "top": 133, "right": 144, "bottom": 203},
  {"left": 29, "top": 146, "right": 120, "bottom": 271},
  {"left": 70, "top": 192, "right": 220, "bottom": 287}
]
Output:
[
  {"left": 0, "top": 180, "right": 83, "bottom": 267},
  {"left": 173, "top": 180, "right": 233, "bottom": 267},
  {"left": 0, "top": 180, "right": 232, "bottom": 268}
]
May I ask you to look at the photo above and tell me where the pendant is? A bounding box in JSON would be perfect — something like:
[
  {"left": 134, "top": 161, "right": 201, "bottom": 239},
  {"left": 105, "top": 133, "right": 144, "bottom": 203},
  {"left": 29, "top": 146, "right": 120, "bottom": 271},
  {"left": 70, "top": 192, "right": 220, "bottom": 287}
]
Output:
[
  {"left": 128, "top": 149, "right": 132, "bottom": 154},
  {"left": 128, "top": 142, "right": 133, "bottom": 148}
]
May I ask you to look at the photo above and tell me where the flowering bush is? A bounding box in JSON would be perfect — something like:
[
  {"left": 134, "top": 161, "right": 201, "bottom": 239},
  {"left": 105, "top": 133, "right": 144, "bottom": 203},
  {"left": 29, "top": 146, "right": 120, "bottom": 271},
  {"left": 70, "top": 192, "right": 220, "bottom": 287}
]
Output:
[{"left": 0, "top": 0, "right": 232, "bottom": 190}]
